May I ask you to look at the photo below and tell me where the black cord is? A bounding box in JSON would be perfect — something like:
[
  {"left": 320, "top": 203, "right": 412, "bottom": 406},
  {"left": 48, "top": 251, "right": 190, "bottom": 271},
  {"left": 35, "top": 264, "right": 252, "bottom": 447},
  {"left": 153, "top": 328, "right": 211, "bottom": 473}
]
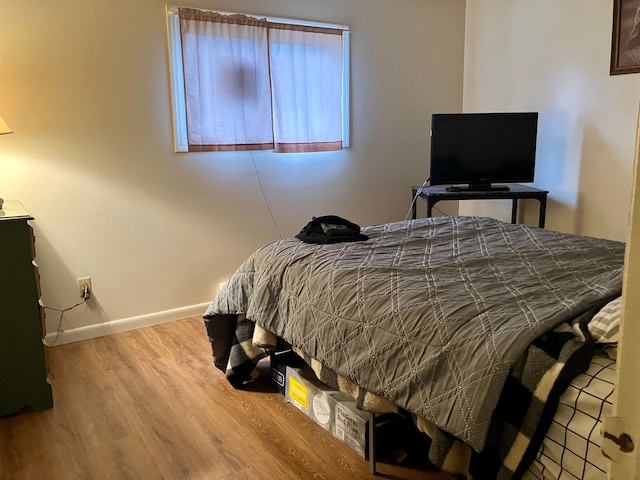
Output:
[
  {"left": 251, "top": 152, "right": 283, "bottom": 239},
  {"left": 432, "top": 205, "right": 448, "bottom": 216}
]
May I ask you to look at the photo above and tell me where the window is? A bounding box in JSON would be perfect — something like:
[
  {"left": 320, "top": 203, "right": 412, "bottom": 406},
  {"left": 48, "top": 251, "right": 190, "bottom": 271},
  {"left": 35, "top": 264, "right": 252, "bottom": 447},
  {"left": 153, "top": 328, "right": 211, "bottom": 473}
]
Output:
[{"left": 166, "top": 7, "right": 350, "bottom": 153}]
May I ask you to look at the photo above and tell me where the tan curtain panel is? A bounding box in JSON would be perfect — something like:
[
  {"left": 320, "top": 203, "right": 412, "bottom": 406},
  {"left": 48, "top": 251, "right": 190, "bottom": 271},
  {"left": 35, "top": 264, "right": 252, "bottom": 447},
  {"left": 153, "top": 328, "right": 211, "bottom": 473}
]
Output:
[{"left": 179, "top": 8, "right": 274, "bottom": 152}]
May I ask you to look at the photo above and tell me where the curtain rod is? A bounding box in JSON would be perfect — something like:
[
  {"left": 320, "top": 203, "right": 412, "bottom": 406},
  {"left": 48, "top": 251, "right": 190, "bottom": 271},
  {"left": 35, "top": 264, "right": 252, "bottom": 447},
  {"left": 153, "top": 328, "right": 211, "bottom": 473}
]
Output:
[{"left": 165, "top": 5, "right": 349, "bottom": 31}]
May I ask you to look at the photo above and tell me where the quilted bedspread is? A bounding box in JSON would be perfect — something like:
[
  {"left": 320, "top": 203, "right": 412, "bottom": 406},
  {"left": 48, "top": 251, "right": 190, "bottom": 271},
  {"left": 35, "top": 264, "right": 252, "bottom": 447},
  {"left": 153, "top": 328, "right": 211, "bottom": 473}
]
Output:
[{"left": 203, "top": 216, "right": 624, "bottom": 452}]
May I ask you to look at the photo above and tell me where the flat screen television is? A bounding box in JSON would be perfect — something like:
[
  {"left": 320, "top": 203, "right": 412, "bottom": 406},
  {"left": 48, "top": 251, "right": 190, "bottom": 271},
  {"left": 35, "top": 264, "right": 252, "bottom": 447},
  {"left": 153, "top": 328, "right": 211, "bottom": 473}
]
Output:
[{"left": 429, "top": 112, "right": 538, "bottom": 191}]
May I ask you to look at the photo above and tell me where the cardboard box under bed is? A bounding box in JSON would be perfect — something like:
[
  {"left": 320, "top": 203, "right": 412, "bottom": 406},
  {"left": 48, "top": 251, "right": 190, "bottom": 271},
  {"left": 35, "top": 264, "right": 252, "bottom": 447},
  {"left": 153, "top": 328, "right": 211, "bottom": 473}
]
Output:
[{"left": 284, "top": 365, "right": 369, "bottom": 459}]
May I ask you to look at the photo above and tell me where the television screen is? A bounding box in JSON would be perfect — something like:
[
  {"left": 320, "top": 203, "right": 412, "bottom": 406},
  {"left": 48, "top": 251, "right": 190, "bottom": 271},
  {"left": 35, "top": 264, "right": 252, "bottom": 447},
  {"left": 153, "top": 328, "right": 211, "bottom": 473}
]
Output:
[{"left": 429, "top": 112, "right": 538, "bottom": 191}]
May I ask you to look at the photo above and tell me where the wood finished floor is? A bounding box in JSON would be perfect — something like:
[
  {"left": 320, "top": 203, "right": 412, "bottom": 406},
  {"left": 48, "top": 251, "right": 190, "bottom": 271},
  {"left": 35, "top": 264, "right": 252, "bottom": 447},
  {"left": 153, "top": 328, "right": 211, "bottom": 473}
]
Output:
[{"left": 0, "top": 317, "right": 454, "bottom": 480}]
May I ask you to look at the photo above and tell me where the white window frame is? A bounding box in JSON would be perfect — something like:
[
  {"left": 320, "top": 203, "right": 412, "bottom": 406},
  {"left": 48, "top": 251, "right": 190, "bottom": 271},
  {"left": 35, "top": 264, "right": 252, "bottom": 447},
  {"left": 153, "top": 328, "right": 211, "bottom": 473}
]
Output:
[{"left": 165, "top": 6, "right": 351, "bottom": 153}]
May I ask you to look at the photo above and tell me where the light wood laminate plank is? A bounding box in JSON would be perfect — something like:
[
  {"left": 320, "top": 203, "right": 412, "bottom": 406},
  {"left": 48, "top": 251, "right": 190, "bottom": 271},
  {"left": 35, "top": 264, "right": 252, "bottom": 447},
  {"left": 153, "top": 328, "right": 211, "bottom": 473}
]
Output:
[{"left": 0, "top": 317, "right": 453, "bottom": 480}]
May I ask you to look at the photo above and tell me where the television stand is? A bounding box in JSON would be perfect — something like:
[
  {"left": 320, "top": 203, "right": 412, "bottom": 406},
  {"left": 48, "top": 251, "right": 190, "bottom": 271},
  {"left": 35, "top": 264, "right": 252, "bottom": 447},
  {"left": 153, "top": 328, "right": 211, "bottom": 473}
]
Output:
[
  {"left": 445, "top": 184, "right": 510, "bottom": 192},
  {"left": 411, "top": 183, "right": 549, "bottom": 228}
]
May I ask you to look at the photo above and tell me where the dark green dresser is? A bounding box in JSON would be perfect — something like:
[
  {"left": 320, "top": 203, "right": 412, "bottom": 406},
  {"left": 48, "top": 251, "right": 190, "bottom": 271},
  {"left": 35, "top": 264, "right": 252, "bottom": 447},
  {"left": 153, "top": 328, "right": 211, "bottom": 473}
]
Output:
[{"left": 0, "top": 200, "right": 53, "bottom": 416}]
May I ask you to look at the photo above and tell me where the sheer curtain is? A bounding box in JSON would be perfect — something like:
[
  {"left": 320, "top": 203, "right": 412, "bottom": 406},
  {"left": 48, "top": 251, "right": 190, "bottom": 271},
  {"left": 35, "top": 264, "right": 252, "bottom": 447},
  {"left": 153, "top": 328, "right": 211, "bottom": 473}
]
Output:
[
  {"left": 178, "top": 8, "right": 344, "bottom": 153},
  {"left": 179, "top": 9, "right": 274, "bottom": 151},
  {"left": 268, "top": 23, "right": 343, "bottom": 153}
]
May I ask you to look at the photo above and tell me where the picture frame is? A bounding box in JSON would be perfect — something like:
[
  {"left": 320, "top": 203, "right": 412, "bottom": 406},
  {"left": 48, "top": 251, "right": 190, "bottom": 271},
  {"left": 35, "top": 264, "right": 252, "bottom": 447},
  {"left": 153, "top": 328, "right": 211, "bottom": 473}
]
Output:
[{"left": 611, "top": 0, "right": 640, "bottom": 75}]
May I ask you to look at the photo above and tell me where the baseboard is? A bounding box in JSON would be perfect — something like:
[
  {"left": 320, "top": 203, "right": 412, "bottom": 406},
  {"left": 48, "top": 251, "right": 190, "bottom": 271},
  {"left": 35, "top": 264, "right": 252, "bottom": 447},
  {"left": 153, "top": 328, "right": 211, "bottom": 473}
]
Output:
[{"left": 44, "top": 302, "right": 211, "bottom": 346}]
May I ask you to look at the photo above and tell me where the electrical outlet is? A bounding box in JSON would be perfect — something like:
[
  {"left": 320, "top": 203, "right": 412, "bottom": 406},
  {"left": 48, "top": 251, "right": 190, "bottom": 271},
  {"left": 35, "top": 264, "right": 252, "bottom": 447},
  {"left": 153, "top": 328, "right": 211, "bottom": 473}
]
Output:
[{"left": 78, "top": 277, "right": 92, "bottom": 299}]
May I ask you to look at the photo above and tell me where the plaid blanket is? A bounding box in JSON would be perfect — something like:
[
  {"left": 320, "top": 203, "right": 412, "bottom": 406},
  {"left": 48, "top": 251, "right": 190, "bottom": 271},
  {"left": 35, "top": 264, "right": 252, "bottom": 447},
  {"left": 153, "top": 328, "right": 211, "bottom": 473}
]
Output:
[{"left": 448, "top": 317, "right": 596, "bottom": 479}]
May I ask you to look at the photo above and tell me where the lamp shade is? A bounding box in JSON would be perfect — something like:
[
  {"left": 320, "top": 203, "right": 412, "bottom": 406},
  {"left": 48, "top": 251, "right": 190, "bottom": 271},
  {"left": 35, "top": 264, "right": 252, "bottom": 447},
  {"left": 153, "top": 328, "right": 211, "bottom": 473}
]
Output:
[{"left": 0, "top": 115, "right": 12, "bottom": 135}]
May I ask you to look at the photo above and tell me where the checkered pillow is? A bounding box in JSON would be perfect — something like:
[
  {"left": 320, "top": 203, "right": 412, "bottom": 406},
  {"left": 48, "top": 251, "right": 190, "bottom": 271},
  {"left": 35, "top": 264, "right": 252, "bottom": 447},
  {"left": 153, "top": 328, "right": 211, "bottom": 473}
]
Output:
[{"left": 588, "top": 296, "right": 622, "bottom": 343}]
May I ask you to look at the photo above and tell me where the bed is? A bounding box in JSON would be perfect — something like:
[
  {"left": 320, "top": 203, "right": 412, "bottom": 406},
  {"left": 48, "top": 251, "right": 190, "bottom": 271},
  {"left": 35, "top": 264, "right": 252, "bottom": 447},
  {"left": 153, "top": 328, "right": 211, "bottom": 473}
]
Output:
[{"left": 203, "top": 215, "right": 624, "bottom": 479}]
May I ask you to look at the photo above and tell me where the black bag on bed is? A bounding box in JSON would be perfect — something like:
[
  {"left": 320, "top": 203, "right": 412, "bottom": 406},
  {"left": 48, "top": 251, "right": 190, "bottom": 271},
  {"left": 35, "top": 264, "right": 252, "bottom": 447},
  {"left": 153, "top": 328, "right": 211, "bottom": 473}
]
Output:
[{"left": 295, "top": 215, "right": 369, "bottom": 244}]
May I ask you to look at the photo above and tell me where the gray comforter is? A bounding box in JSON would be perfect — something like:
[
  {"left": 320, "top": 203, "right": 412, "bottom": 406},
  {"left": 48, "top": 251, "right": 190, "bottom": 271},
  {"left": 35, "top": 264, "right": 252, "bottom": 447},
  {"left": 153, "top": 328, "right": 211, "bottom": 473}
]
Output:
[{"left": 204, "top": 216, "right": 624, "bottom": 452}]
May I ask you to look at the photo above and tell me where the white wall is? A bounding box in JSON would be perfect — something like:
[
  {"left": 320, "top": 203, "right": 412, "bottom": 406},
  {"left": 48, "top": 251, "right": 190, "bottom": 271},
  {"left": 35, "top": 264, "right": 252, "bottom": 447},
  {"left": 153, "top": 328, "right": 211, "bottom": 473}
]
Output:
[
  {"left": 462, "top": 0, "right": 640, "bottom": 241},
  {"left": 0, "top": 0, "right": 465, "bottom": 341}
]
